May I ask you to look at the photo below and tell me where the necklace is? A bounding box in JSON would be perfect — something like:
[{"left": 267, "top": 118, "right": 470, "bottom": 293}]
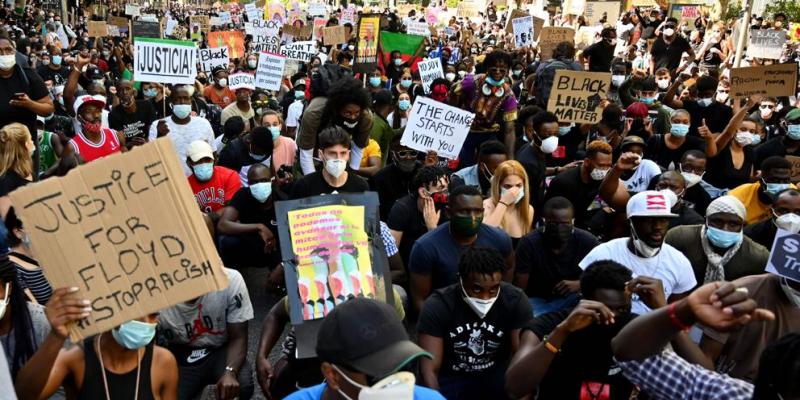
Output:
[{"left": 95, "top": 334, "right": 142, "bottom": 400}]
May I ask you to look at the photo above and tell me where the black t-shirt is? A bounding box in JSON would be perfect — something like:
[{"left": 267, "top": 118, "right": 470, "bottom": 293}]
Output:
[
  {"left": 369, "top": 163, "right": 417, "bottom": 221},
  {"left": 417, "top": 282, "right": 532, "bottom": 378},
  {"left": 754, "top": 137, "right": 800, "bottom": 168},
  {"left": 645, "top": 134, "right": 706, "bottom": 170},
  {"left": 681, "top": 100, "right": 733, "bottom": 138},
  {"left": 0, "top": 171, "right": 30, "bottom": 197},
  {"left": 516, "top": 144, "right": 547, "bottom": 216},
  {"left": 515, "top": 228, "right": 599, "bottom": 299},
  {"left": 650, "top": 35, "right": 692, "bottom": 71},
  {"left": 0, "top": 65, "right": 49, "bottom": 143},
  {"left": 35, "top": 64, "right": 70, "bottom": 86},
  {"left": 526, "top": 309, "right": 637, "bottom": 400},
  {"left": 291, "top": 171, "right": 369, "bottom": 199},
  {"left": 108, "top": 100, "right": 156, "bottom": 141},
  {"left": 387, "top": 194, "right": 439, "bottom": 265},
  {"left": 544, "top": 168, "right": 601, "bottom": 228},
  {"left": 582, "top": 41, "right": 615, "bottom": 72},
  {"left": 705, "top": 146, "right": 754, "bottom": 190},
  {"left": 228, "top": 187, "right": 281, "bottom": 263},
  {"left": 744, "top": 218, "right": 776, "bottom": 250},
  {"left": 683, "top": 184, "right": 711, "bottom": 216}
]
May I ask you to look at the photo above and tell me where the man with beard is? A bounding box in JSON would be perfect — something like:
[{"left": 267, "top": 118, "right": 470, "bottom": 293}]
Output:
[
  {"left": 108, "top": 80, "right": 155, "bottom": 148},
  {"left": 579, "top": 190, "right": 696, "bottom": 315},
  {"left": 514, "top": 197, "right": 600, "bottom": 316}
]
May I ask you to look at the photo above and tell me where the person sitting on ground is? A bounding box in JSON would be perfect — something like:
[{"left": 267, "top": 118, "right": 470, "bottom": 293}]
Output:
[
  {"left": 483, "top": 160, "right": 534, "bottom": 248},
  {"left": 728, "top": 156, "right": 795, "bottom": 225},
  {"left": 744, "top": 188, "right": 800, "bottom": 249},
  {"left": 291, "top": 126, "right": 369, "bottom": 198}
]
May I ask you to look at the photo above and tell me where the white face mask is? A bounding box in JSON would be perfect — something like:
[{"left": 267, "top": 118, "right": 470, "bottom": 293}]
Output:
[
  {"left": 539, "top": 136, "right": 559, "bottom": 154},
  {"left": 775, "top": 212, "right": 800, "bottom": 234},
  {"left": 0, "top": 283, "right": 10, "bottom": 320},
  {"left": 716, "top": 92, "right": 729, "bottom": 103},
  {"left": 0, "top": 54, "right": 16, "bottom": 71},
  {"left": 735, "top": 131, "right": 754, "bottom": 146},
  {"left": 590, "top": 168, "right": 609, "bottom": 181},
  {"left": 460, "top": 279, "right": 499, "bottom": 319},
  {"left": 324, "top": 158, "right": 347, "bottom": 178},
  {"left": 681, "top": 171, "right": 704, "bottom": 188},
  {"left": 501, "top": 187, "right": 525, "bottom": 205},
  {"left": 780, "top": 277, "right": 800, "bottom": 308},
  {"left": 445, "top": 72, "right": 456, "bottom": 82},
  {"left": 332, "top": 365, "right": 416, "bottom": 400},
  {"left": 656, "top": 79, "right": 670, "bottom": 89},
  {"left": 630, "top": 222, "right": 662, "bottom": 258},
  {"left": 663, "top": 28, "right": 675, "bottom": 37}
]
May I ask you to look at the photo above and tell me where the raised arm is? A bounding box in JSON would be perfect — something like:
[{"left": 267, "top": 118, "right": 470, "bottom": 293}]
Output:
[{"left": 714, "top": 95, "right": 760, "bottom": 152}]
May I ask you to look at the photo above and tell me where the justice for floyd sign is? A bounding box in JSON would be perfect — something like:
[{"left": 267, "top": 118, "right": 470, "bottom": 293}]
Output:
[
  {"left": 547, "top": 70, "right": 610, "bottom": 124},
  {"left": 9, "top": 139, "right": 228, "bottom": 340}
]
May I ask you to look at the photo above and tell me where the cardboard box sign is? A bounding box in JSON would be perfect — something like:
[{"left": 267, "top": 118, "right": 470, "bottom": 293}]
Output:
[
  {"left": 547, "top": 70, "right": 611, "bottom": 124},
  {"left": 730, "top": 64, "right": 798, "bottom": 98},
  {"left": 8, "top": 139, "right": 229, "bottom": 341}
]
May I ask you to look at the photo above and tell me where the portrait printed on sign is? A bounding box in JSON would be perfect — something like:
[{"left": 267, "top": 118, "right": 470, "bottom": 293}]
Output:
[
  {"left": 356, "top": 14, "right": 380, "bottom": 69},
  {"left": 288, "top": 205, "right": 375, "bottom": 321}
]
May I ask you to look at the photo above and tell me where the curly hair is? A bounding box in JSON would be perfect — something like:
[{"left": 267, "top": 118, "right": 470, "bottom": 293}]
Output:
[
  {"left": 580, "top": 260, "right": 632, "bottom": 299},
  {"left": 458, "top": 246, "right": 506, "bottom": 278},
  {"left": 324, "top": 77, "right": 371, "bottom": 117}
]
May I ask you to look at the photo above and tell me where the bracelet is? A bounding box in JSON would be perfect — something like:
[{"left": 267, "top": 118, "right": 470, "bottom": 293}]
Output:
[
  {"left": 668, "top": 302, "right": 692, "bottom": 331},
  {"left": 224, "top": 365, "right": 237, "bottom": 375},
  {"left": 542, "top": 337, "right": 560, "bottom": 354}
]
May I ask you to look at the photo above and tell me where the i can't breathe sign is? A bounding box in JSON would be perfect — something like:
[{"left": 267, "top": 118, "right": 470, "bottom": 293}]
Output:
[{"left": 9, "top": 138, "right": 228, "bottom": 341}]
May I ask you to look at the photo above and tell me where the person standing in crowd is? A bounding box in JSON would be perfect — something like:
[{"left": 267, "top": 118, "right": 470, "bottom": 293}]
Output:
[
  {"left": 649, "top": 17, "right": 695, "bottom": 75},
  {"left": 35, "top": 46, "right": 69, "bottom": 86},
  {"left": 580, "top": 190, "right": 697, "bottom": 314},
  {"left": 744, "top": 188, "right": 800, "bottom": 249},
  {"left": 482, "top": 160, "right": 534, "bottom": 247},
  {"left": 291, "top": 127, "right": 369, "bottom": 198},
  {"left": 665, "top": 195, "right": 770, "bottom": 288},
  {"left": 728, "top": 156, "right": 795, "bottom": 225},
  {"left": 580, "top": 27, "right": 618, "bottom": 72},
  {"left": 417, "top": 247, "right": 531, "bottom": 399},
  {"left": 409, "top": 185, "right": 513, "bottom": 313},
  {"left": 664, "top": 75, "right": 732, "bottom": 138},
  {"left": 703, "top": 95, "right": 761, "bottom": 191},
  {"left": 15, "top": 287, "right": 178, "bottom": 399},
  {"left": 644, "top": 109, "right": 715, "bottom": 171},
  {"left": 514, "top": 197, "right": 600, "bottom": 316}
]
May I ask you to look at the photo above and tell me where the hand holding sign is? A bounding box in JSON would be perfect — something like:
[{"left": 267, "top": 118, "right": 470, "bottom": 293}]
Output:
[
  {"left": 45, "top": 287, "right": 91, "bottom": 340},
  {"left": 400, "top": 97, "right": 474, "bottom": 160}
]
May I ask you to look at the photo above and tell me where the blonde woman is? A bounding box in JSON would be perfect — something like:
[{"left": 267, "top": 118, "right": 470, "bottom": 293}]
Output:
[
  {"left": 483, "top": 160, "right": 534, "bottom": 247},
  {"left": 0, "top": 123, "right": 35, "bottom": 218}
]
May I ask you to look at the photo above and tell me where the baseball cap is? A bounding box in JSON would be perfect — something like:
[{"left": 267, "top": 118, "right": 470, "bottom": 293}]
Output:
[
  {"left": 626, "top": 102, "right": 649, "bottom": 118},
  {"left": 316, "top": 298, "right": 432, "bottom": 378},
  {"left": 293, "top": 78, "right": 307, "bottom": 88},
  {"left": 784, "top": 108, "right": 800, "bottom": 123},
  {"left": 626, "top": 190, "right": 678, "bottom": 218},
  {"left": 73, "top": 94, "right": 106, "bottom": 115},
  {"left": 186, "top": 140, "right": 214, "bottom": 162},
  {"left": 85, "top": 66, "right": 104, "bottom": 80},
  {"left": 620, "top": 135, "right": 647, "bottom": 150}
]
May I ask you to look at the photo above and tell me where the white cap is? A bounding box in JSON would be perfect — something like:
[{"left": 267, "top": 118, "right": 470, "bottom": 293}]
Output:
[
  {"left": 186, "top": 140, "right": 214, "bottom": 162},
  {"left": 73, "top": 94, "right": 106, "bottom": 115},
  {"left": 626, "top": 190, "right": 678, "bottom": 218}
]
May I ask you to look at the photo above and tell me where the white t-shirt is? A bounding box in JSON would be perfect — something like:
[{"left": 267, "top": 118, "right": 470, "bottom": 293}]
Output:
[
  {"left": 286, "top": 100, "right": 304, "bottom": 129},
  {"left": 148, "top": 116, "right": 216, "bottom": 176},
  {"left": 579, "top": 238, "right": 697, "bottom": 315},
  {"left": 622, "top": 159, "right": 662, "bottom": 193},
  {"left": 386, "top": 112, "right": 408, "bottom": 129}
]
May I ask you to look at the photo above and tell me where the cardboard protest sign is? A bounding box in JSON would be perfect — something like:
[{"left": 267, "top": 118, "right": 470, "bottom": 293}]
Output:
[
  {"left": 283, "top": 23, "right": 312, "bottom": 40},
  {"left": 133, "top": 38, "right": 197, "bottom": 85},
  {"left": 585, "top": 1, "right": 620, "bottom": 25},
  {"left": 418, "top": 58, "right": 444, "bottom": 94},
  {"left": 667, "top": 4, "right": 702, "bottom": 31},
  {"left": 457, "top": 1, "right": 479, "bottom": 18},
  {"left": 539, "top": 27, "right": 575, "bottom": 60},
  {"left": 198, "top": 47, "right": 229, "bottom": 73},
  {"left": 787, "top": 155, "right": 800, "bottom": 184},
  {"left": 401, "top": 97, "right": 475, "bottom": 159},
  {"left": 748, "top": 29, "right": 786, "bottom": 60},
  {"left": 228, "top": 72, "right": 255, "bottom": 90},
  {"left": 547, "top": 70, "right": 610, "bottom": 124},
  {"left": 108, "top": 16, "right": 129, "bottom": 33},
  {"left": 355, "top": 14, "right": 380, "bottom": 73},
  {"left": 255, "top": 52, "right": 286, "bottom": 91},
  {"left": 190, "top": 15, "right": 210, "bottom": 34},
  {"left": 125, "top": 3, "right": 140, "bottom": 16},
  {"left": 513, "top": 16, "right": 534, "bottom": 48},
  {"left": 209, "top": 16, "right": 221, "bottom": 27},
  {"left": 132, "top": 20, "right": 161, "bottom": 39},
  {"left": 563, "top": 0, "right": 586, "bottom": 15},
  {"left": 308, "top": 3, "right": 326, "bottom": 16},
  {"left": 251, "top": 19, "right": 281, "bottom": 53},
  {"left": 532, "top": 16, "right": 545, "bottom": 41},
  {"left": 505, "top": 9, "right": 529, "bottom": 33},
  {"left": 245, "top": 3, "right": 261, "bottom": 21},
  {"left": 575, "top": 25, "right": 600, "bottom": 50},
  {"left": 275, "top": 193, "right": 392, "bottom": 327},
  {"left": 107, "top": 25, "right": 121, "bottom": 37},
  {"left": 208, "top": 31, "right": 246, "bottom": 60},
  {"left": 406, "top": 21, "right": 430, "bottom": 37},
  {"left": 8, "top": 139, "right": 229, "bottom": 340},
  {"left": 88, "top": 21, "right": 107, "bottom": 37},
  {"left": 766, "top": 229, "right": 800, "bottom": 282},
  {"left": 280, "top": 41, "right": 317, "bottom": 62},
  {"left": 313, "top": 17, "right": 326, "bottom": 41},
  {"left": 730, "top": 64, "right": 798, "bottom": 98},
  {"left": 190, "top": 23, "right": 202, "bottom": 41},
  {"left": 322, "top": 25, "right": 346, "bottom": 46}
]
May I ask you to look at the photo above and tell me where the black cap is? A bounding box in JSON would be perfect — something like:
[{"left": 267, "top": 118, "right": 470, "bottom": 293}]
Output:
[
  {"left": 316, "top": 298, "right": 431, "bottom": 378},
  {"left": 620, "top": 135, "right": 647, "bottom": 150},
  {"left": 372, "top": 89, "right": 393, "bottom": 107},
  {"left": 85, "top": 66, "right": 103, "bottom": 80}
]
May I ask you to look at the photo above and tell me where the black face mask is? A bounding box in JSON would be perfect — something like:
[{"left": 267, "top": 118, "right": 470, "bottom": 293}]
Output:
[{"left": 543, "top": 223, "right": 573, "bottom": 246}]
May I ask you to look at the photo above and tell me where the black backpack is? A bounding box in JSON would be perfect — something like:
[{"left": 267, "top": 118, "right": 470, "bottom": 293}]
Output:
[
  {"left": 310, "top": 62, "right": 353, "bottom": 98},
  {"left": 535, "top": 59, "right": 569, "bottom": 108}
]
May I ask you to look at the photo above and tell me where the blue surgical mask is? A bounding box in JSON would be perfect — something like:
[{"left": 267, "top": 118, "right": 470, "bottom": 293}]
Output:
[
  {"left": 787, "top": 124, "right": 800, "bottom": 140},
  {"left": 697, "top": 97, "right": 713, "bottom": 107},
  {"left": 750, "top": 133, "right": 762, "bottom": 145},
  {"left": 558, "top": 125, "right": 571, "bottom": 136},
  {"left": 670, "top": 123, "right": 689, "bottom": 137},
  {"left": 765, "top": 182, "right": 791, "bottom": 196},
  {"left": 398, "top": 99, "right": 411, "bottom": 111},
  {"left": 192, "top": 162, "right": 214, "bottom": 181},
  {"left": 268, "top": 126, "right": 281, "bottom": 141},
  {"left": 249, "top": 152, "right": 267, "bottom": 161},
  {"left": 295, "top": 90, "right": 305, "bottom": 100},
  {"left": 143, "top": 88, "right": 158, "bottom": 98},
  {"left": 51, "top": 55, "right": 62, "bottom": 65},
  {"left": 250, "top": 181, "right": 272, "bottom": 203},
  {"left": 111, "top": 320, "right": 157, "bottom": 349},
  {"left": 400, "top": 79, "right": 412, "bottom": 88},
  {"left": 640, "top": 96, "right": 655, "bottom": 105},
  {"left": 172, "top": 104, "right": 192, "bottom": 119},
  {"left": 485, "top": 76, "right": 504, "bottom": 87},
  {"left": 706, "top": 225, "right": 742, "bottom": 248},
  {"left": 369, "top": 76, "right": 382, "bottom": 87},
  {"left": 393, "top": 58, "right": 403, "bottom": 66}
]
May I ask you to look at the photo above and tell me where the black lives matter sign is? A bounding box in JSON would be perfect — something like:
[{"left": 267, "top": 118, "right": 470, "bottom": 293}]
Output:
[
  {"left": 9, "top": 139, "right": 228, "bottom": 340},
  {"left": 548, "top": 70, "right": 611, "bottom": 124}
]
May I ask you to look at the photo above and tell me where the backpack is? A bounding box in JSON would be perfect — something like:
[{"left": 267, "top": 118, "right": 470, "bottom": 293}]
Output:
[
  {"left": 535, "top": 59, "right": 569, "bottom": 108},
  {"left": 310, "top": 62, "right": 353, "bottom": 98}
]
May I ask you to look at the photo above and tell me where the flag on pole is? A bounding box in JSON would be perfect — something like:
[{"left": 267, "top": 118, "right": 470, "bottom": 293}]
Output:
[{"left": 379, "top": 31, "right": 426, "bottom": 72}]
